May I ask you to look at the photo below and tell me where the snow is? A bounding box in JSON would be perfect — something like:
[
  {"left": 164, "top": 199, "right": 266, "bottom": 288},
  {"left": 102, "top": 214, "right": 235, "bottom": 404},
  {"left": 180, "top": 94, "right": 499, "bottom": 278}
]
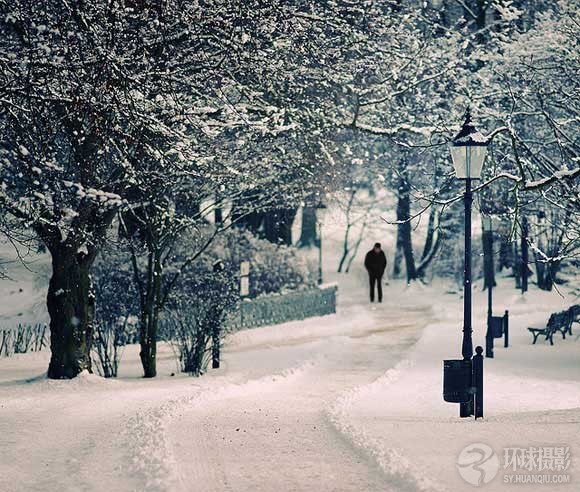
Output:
[
  {"left": 2, "top": 269, "right": 578, "bottom": 491},
  {"left": 330, "top": 281, "right": 580, "bottom": 492},
  {"left": 0, "top": 240, "right": 50, "bottom": 327},
  {"left": 1, "top": 220, "right": 579, "bottom": 491},
  {"left": 525, "top": 167, "right": 580, "bottom": 189}
]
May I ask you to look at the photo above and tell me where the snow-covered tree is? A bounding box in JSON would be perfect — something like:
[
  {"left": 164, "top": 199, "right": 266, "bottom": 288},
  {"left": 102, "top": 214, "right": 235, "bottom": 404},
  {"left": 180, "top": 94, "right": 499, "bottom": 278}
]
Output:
[
  {"left": 349, "top": 1, "right": 579, "bottom": 278},
  {"left": 0, "top": 1, "right": 307, "bottom": 378},
  {"left": 0, "top": 1, "right": 416, "bottom": 378}
]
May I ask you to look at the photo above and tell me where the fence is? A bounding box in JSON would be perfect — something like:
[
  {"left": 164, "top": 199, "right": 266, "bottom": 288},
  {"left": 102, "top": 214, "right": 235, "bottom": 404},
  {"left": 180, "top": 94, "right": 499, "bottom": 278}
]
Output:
[
  {"left": 0, "top": 286, "right": 337, "bottom": 359},
  {"left": 227, "top": 284, "right": 338, "bottom": 330}
]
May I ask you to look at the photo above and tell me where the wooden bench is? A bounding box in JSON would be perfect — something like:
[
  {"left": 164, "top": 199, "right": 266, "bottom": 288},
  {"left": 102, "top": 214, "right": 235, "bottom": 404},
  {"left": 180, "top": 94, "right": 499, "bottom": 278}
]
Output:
[{"left": 528, "top": 311, "right": 571, "bottom": 345}]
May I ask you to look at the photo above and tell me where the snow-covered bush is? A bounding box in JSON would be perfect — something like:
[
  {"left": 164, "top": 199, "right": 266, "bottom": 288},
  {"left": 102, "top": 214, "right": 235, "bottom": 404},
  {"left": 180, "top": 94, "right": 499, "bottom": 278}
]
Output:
[
  {"left": 217, "top": 229, "right": 317, "bottom": 298},
  {"left": 92, "top": 318, "right": 137, "bottom": 378},
  {"left": 160, "top": 227, "right": 315, "bottom": 375},
  {"left": 91, "top": 247, "right": 138, "bottom": 377},
  {"left": 166, "top": 251, "right": 238, "bottom": 376}
]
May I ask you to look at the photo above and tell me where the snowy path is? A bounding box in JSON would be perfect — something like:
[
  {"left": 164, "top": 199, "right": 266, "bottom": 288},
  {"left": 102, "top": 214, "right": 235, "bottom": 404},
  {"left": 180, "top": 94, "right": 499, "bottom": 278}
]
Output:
[
  {"left": 0, "top": 280, "right": 435, "bottom": 492},
  {"left": 4, "top": 275, "right": 577, "bottom": 492},
  {"left": 0, "top": 360, "right": 189, "bottom": 492},
  {"left": 165, "top": 306, "right": 431, "bottom": 492},
  {"left": 334, "top": 283, "right": 580, "bottom": 492}
]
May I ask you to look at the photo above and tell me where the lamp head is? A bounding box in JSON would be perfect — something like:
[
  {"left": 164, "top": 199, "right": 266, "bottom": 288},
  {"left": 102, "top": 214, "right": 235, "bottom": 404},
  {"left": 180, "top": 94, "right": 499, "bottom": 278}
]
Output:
[{"left": 450, "top": 109, "right": 489, "bottom": 179}]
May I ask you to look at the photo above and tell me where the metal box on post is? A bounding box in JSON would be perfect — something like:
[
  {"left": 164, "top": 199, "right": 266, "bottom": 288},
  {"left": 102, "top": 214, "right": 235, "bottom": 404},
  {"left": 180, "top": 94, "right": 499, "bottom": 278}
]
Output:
[
  {"left": 491, "top": 316, "right": 504, "bottom": 339},
  {"left": 443, "top": 359, "right": 473, "bottom": 403}
]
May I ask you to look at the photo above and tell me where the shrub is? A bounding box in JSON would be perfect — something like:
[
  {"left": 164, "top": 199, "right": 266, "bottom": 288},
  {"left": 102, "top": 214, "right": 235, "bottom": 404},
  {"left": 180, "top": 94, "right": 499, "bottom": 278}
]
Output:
[
  {"left": 216, "top": 228, "right": 317, "bottom": 298},
  {"left": 91, "top": 246, "right": 138, "bottom": 377},
  {"left": 167, "top": 252, "right": 238, "bottom": 376}
]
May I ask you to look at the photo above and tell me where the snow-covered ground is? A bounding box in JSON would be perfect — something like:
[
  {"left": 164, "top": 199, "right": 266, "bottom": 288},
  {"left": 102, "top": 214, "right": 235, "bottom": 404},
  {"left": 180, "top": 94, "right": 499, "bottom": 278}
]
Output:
[
  {"left": 1, "top": 222, "right": 579, "bottom": 492},
  {"left": 0, "top": 267, "right": 432, "bottom": 491},
  {"left": 332, "top": 280, "right": 580, "bottom": 492},
  {"left": 1, "top": 272, "right": 578, "bottom": 492}
]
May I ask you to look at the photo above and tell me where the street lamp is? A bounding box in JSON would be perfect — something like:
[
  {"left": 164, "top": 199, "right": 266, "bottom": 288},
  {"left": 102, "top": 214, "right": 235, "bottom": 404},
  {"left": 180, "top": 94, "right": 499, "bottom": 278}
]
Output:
[
  {"left": 450, "top": 109, "right": 489, "bottom": 418},
  {"left": 315, "top": 201, "right": 328, "bottom": 285},
  {"left": 482, "top": 214, "right": 495, "bottom": 359},
  {"left": 482, "top": 214, "right": 510, "bottom": 360}
]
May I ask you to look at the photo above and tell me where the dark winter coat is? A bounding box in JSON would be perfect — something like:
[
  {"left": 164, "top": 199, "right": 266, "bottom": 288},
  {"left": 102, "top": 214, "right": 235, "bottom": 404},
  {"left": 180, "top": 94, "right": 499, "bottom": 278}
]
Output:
[{"left": 364, "top": 249, "right": 387, "bottom": 277}]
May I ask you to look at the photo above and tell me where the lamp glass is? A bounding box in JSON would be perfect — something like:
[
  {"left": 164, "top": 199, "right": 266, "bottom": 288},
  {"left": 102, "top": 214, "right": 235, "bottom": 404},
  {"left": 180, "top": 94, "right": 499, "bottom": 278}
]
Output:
[{"left": 450, "top": 145, "right": 487, "bottom": 179}]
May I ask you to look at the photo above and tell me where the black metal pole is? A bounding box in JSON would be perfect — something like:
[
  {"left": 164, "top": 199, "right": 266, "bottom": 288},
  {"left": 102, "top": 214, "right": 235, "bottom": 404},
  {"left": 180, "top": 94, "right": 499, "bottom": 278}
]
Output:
[
  {"left": 488, "top": 230, "right": 494, "bottom": 317},
  {"left": 473, "top": 346, "right": 484, "bottom": 419},
  {"left": 485, "top": 229, "right": 494, "bottom": 358},
  {"left": 485, "top": 286, "right": 494, "bottom": 358},
  {"left": 462, "top": 179, "right": 474, "bottom": 361},
  {"left": 317, "top": 221, "right": 323, "bottom": 285},
  {"left": 488, "top": 278, "right": 493, "bottom": 318},
  {"left": 460, "top": 178, "right": 474, "bottom": 417},
  {"left": 504, "top": 310, "right": 509, "bottom": 348},
  {"left": 521, "top": 215, "right": 529, "bottom": 294}
]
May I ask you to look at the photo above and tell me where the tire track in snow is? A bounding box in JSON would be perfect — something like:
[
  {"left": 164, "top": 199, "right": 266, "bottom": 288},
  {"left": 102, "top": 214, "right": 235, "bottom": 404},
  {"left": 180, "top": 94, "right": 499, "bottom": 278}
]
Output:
[
  {"left": 323, "top": 304, "right": 448, "bottom": 492},
  {"left": 163, "top": 311, "right": 431, "bottom": 492},
  {"left": 125, "top": 359, "right": 320, "bottom": 492},
  {"left": 326, "top": 359, "right": 446, "bottom": 492}
]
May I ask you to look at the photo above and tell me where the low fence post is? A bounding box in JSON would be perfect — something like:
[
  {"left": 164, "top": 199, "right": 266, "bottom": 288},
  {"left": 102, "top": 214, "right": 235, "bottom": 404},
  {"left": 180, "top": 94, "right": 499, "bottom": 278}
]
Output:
[
  {"left": 473, "top": 346, "right": 484, "bottom": 419},
  {"left": 504, "top": 310, "right": 509, "bottom": 348},
  {"left": 485, "top": 316, "right": 494, "bottom": 359}
]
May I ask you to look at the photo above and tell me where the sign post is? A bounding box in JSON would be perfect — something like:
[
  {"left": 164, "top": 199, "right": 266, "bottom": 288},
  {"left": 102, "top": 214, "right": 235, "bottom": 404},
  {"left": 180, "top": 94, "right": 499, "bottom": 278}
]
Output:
[{"left": 240, "top": 261, "right": 250, "bottom": 327}]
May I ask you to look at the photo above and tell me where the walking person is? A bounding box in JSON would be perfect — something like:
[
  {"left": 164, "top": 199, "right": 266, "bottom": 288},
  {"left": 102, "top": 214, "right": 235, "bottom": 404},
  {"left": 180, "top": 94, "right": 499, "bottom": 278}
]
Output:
[{"left": 364, "top": 242, "right": 387, "bottom": 303}]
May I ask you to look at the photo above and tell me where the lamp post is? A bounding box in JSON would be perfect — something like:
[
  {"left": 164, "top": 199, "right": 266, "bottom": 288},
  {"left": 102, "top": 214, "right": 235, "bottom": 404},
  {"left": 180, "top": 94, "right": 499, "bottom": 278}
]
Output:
[
  {"left": 315, "top": 201, "right": 328, "bottom": 285},
  {"left": 450, "top": 109, "right": 489, "bottom": 418},
  {"left": 482, "top": 214, "right": 495, "bottom": 358}
]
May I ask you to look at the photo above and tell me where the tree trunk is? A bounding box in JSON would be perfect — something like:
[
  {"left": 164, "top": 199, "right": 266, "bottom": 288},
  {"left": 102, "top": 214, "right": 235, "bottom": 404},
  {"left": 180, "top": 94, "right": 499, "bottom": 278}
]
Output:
[
  {"left": 214, "top": 207, "right": 223, "bottom": 225},
  {"left": 139, "top": 252, "right": 162, "bottom": 378},
  {"left": 396, "top": 175, "right": 417, "bottom": 282},
  {"left": 513, "top": 241, "right": 521, "bottom": 289},
  {"left": 392, "top": 229, "right": 404, "bottom": 278},
  {"left": 139, "top": 313, "right": 157, "bottom": 378},
  {"left": 415, "top": 207, "right": 441, "bottom": 280},
  {"left": 498, "top": 239, "right": 512, "bottom": 271},
  {"left": 535, "top": 243, "right": 561, "bottom": 292},
  {"left": 344, "top": 219, "right": 368, "bottom": 273},
  {"left": 521, "top": 215, "right": 529, "bottom": 293},
  {"left": 535, "top": 257, "right": 551, "bottom": 291},
  {"left": 298, "top": 207, "right": 317, "bottom": 248},
  {"left": 47, "top": 248, "right": 95, "bottom": 379},
  {"left": 421, "top": 208, "right": 436, "bottom": 261},
  {"left": 278, "top": 208, "right": 297, "bottom": 245},
  {"left": 264, "top": 208, "right": 297, "bottom": 245},
  {"left": 337, "top": 222, "right": 351, "bottom": 273},
  {"left": 214, "top": 192, "right": 223, "bottom": 225}
]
